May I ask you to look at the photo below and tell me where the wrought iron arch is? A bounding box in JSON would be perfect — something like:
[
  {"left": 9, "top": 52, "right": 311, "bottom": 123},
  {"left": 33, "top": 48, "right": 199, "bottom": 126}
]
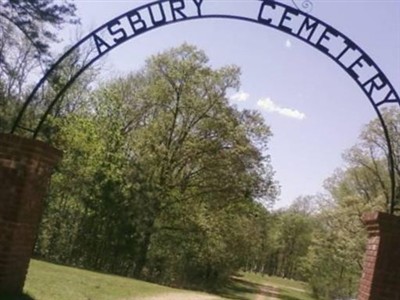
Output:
[{"left": 10, "top": 0, "right": 400, "bottom": 213}]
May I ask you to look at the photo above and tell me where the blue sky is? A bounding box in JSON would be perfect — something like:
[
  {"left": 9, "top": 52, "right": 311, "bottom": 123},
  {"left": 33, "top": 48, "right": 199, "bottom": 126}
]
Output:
[{"left": 62, "top": 0, "right": 400, "bottom": 208}]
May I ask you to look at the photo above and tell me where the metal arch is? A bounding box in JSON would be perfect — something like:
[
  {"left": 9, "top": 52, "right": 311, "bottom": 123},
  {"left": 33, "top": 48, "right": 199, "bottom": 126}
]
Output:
[{"left": 10, "top": 0, "right": 400, "bottom": 213}]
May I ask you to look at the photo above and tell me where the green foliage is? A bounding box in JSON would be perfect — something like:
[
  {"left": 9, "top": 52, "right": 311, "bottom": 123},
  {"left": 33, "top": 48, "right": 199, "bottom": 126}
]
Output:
[
  {"left": 36, "top": 44, "right": 278, "bottom": 288},
  {"left": 258, "top": 196, "right": 315, "bottom": 281},
  {"left": 0, "top": 0, "right": 79, "bottom": 134},
  {"left": 253, "top": 109, "right": 399, "bottom": 299},
  {"left": 0, "top": 0, "right": 77, "bottom": 60},
  {"left": 306, "top": 201, "right": 365, "bottom": 299},
  {"left": 304, "top": 108, "right": 400, "bottom": 299}
]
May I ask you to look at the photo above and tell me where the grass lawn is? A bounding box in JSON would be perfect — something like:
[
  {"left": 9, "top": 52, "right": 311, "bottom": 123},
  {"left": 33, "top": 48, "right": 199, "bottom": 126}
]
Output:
[
  {"left": 240, "top": 272, "right": 315, "bottom": 300},
  {"left": 22, "top": 260, "right": 220, "bottom": 300},
  {"left": 15, "top": 259, "right": 315, "bottom": 300}
]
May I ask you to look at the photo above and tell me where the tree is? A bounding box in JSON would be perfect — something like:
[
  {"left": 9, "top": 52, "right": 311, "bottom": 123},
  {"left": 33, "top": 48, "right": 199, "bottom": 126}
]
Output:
[
  {"left": 36, "top": 44, "right": 279, "bottom": 288},
  {"left": 116, "top": 44, "right": 277, "bottom": 281},
  {"left": 261, "top": 196, "right": 315, "bottom": 280},
  {"left": 354, "top": 108, "right": 400, "bottom": 213},
  {"left": 304, "top": 108, "right": 400, "bottom": 299},
  {"left": 0, "top": 0, "right": 77, "bottom": 63},
  {"left": 0, "top": 0, "right": 78, "bottom": 132},
  {"left": 306, "top": 192, "right": 367, "bottom": 300}
]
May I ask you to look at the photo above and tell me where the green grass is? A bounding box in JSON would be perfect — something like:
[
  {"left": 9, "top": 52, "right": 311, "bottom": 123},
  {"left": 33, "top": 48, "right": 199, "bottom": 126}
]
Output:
[
  {"left": 19, "top": 260, "right": 315, "bottom": 300},
  {"left": 215, "top": 276, "right": 260, "bottom": 300},
  {"left": 23, "top": 260, "right": 219, "bottom": 300},
  {"left": 238, "top": 272, "right": 315, "bottom": 300},
  {"left": 207, "top": 272, "right": 315, "bottom": 300}
]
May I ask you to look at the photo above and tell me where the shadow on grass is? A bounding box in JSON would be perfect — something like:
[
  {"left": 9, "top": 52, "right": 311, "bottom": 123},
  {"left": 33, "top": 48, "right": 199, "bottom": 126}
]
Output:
[
  {"left": 214, "top": 277, "right": 257, "bottom": 300},
  {"left": 278, "top": 294, "right": 306, "bottom": 300},
  {"left": 277, "top": 285, "right": 315, "bottom": 300},
  {"left": 0, "top": 293, "right": 35, "bottom": 300},
  {"left": 214, "top": 276, "right": 310, "bottom": 300},
  {"left": 215, "top": 277, "right": 281, "bottom": 300}
]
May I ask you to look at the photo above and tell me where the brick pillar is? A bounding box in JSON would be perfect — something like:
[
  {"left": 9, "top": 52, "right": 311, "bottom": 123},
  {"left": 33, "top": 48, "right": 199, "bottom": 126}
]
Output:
[
  {"left": 0, "top": 133, "right": 62, "bottom": 296},
  {"left": 358, "top": 212, "right": 400, "bottom": 300}
]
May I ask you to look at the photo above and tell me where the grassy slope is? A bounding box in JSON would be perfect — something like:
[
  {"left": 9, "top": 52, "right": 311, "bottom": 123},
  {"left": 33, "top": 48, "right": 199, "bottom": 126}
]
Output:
[
  {"left": 24, "top": 260, "right": 219, "bottom": 300},
  {"left": 23, "top": 260, "right": 315, "bottom": 300}
]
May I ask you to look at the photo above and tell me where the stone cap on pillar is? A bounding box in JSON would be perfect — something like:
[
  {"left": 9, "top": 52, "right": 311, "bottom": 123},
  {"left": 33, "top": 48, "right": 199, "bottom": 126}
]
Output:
[
  {"left": 362, "top": 211, "right": 400, "bottom": 237},
  {"left": 0, "top": 133, "right": 62, "bottom": 168}
]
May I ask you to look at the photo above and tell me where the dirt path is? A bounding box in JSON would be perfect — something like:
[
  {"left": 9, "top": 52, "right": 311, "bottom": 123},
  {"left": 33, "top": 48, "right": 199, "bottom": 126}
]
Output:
[
  {"left": 255, "top": 284, "right": 280, "bottom": 300},
  {"left": 255, "top": 282, "right": 306, "bottom": 299},
  {"left": 126, "top": 292, "right": 223, "bottom": 300},
  {"left": 125, "top": 280, "right": 304, "bottom": 300},
  {"left": 128, "top": 287, "right": 279, "bottom": 300}
]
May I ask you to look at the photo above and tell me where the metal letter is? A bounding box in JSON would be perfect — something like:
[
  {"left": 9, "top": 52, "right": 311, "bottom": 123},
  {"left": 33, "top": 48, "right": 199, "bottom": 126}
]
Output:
[
  {"left": 170, "top": 0, "right": 187, "bottom": 21},
  {"left": 93, "top": 34, "right": 111, "bottom": 55},
  {"left": 192, "top": 0, "right": 204, "bottom": 16},
  {"left": 279, "top": 6, "right": 300, "bottom": 34},
  {"left": 148, "top": 3, "right": 167, "bottom": 26},
  {"left": 127, "top": 11, "right": 147, "bottom": 33},
  {"left": 298, "top": 17, "right": 318, "bottom": 40},
  {"left": 258, "top": 1, "right": 284, "bottom": 27},
  {"left": 108, "top": 19, "right": 128, "bottom": 43}
]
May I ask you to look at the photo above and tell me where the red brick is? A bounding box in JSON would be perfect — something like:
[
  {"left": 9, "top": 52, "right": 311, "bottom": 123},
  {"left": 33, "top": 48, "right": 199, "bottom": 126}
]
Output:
[
  {"left": 0, "top": 134, "right": 61, "bottom": 296},
  {"left": 358, "top": 212, "right": 400, "bottom": 300}
]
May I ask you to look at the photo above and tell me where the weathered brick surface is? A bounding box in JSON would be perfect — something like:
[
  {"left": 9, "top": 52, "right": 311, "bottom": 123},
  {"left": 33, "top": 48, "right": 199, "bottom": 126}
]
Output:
[
  {"left": 358, "top": 212, "right": 400, "bottom": 300},
  {"left": 0, "top": 133, "right": 61, "bottom": 295}
]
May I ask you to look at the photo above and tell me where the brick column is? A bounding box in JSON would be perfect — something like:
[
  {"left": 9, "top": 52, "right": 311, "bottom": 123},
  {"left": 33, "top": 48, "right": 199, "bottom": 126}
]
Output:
[
  {"left": 358, "top": 212, "right": 400, "bottom": 300},
  {"left": 0, "top": 133, "right": 62, "bottom": 296}
]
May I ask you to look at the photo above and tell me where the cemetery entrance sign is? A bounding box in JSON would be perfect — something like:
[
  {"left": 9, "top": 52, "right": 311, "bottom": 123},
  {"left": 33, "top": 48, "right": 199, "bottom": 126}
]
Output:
[
  {"left": 3, "top": 0, "right": 400, "bottom": 297},
  {"left": 11, "top": 0, "right": 400, "bottom": 209}
]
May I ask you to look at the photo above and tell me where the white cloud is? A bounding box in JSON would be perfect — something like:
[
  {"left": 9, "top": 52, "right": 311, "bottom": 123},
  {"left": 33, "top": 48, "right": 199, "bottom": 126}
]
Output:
[
  {"left": 230, "top": 90, "right": 250, "bottom": 102},
  {"left": 257, "top": 98, "right": 306, "bottom": 120},
  {"left": 285, "top": 39, "right": 292, "bottom": 48}
]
